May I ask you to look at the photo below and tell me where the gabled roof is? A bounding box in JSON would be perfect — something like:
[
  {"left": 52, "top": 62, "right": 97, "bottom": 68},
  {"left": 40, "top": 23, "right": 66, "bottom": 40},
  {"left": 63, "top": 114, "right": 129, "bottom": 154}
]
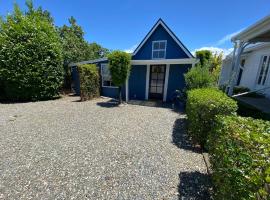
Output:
[{"left": 132, "top": 18, "right": 194, "bottom": 58}]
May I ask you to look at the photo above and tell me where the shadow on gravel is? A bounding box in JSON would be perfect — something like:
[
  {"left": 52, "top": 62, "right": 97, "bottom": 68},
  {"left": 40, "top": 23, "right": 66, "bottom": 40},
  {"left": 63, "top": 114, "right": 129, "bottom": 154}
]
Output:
[
  {"left": 178, "top": 171, "right": 213, "bottom": 200},
  {"left": 172, "top": 118, "right": 201, "bottom": 153},
  {"left": 96, "top": 99, "right": 120, "bottom": 108}
]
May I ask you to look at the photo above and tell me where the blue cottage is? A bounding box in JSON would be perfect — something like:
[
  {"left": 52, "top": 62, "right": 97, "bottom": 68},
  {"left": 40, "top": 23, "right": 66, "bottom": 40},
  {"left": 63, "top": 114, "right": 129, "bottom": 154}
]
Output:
[{"left": 70, "top": 19, "right": 197, "bottom": 102}]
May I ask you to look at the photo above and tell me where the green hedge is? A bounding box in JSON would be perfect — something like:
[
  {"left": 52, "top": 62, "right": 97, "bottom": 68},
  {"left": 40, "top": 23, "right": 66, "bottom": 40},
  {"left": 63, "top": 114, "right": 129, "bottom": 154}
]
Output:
[
  {"left": 0, "top": 6, "right": 63, "bottom": 101},
  {"left": 208, "top": 115, "right": 270, "bottom": 200},
  {"left": 77, "top": 64, "right": 100, "bottom": 101},
  {"left": 186, "top": 88, "right": 238, "bottom": 146}
]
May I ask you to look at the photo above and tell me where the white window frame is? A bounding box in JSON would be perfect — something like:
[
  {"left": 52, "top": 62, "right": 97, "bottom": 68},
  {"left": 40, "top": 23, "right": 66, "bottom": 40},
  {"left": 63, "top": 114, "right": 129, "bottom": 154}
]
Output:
[
  {"left": 101, "top": 63, "right": 118, "bottom": 88},
  {"left": 256, "top": 55, "right": 270, "bottom": 86},
  {"left": 152, "top": 40, "right": 167, "bottom": 59}
]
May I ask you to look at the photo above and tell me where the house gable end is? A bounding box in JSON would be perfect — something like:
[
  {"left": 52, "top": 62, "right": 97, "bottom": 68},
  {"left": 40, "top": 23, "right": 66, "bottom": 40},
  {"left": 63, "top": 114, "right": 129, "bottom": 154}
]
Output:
[{"left": 132, "top": 19, "right": 193, "bottom": 60}]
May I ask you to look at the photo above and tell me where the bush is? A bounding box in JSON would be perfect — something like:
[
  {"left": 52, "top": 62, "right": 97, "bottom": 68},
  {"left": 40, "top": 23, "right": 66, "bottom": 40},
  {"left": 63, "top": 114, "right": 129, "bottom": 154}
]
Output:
[
  {"left": 108, "top": 51, "right": 131, "bottom": 103},
  {"left": 0, "top": 4, "right": 63, "bottom": 101},
  {"left": 77, "top": 64, "right": 100, "bottom": 101},
  {"left": 208, "top": 115, "right": 270, "bottom": 200},
  {"left": 186, "top": 88, "right": 238, "bottom": 146},
  {"left": 184, "top": 65, "right": 215, "bottom": 90}
]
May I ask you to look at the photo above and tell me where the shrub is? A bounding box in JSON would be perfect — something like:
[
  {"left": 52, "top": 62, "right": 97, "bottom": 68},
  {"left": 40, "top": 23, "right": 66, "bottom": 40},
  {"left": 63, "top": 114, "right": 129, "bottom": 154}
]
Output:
[
  {"left": 184, "top": 65, "right": 215, "bottom": 90},
  {"left": 108, "top": 51, "right": 131, "bottom": 103},
  {"left": 208, "top": 115, "right": 270, "bottom": 200},
  {"left": 77, "top": 64, "right": 100, "bottom": 101},
  {"left": 186, "top": 88, "right": 238, "bottom": 146},
  {"left": 0, "top": 4, "right": 63, "bottom": 101}
]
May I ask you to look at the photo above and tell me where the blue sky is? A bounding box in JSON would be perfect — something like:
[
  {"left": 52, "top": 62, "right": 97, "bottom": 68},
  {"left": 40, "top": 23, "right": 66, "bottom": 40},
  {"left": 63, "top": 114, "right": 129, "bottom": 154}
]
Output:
[{"left": 1, "top": 0, "right": 270, "bottom": 55}]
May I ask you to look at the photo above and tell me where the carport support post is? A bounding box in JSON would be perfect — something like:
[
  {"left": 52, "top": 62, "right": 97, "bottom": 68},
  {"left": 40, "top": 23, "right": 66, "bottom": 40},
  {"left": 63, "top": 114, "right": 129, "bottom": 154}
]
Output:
[{"left": 228, "top": 41, "right": 247, "bottom": 96}]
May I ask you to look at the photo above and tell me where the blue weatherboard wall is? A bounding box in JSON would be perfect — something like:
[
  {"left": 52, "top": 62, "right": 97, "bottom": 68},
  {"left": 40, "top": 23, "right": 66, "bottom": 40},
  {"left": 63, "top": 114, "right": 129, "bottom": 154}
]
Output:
[
  {"left": 132, "top": 24, "right": 189, "bottom": 60},
  {"left": 128, "top": 65, "right": 147, "bottom": 100},
  {"left": 71, "top": 66, "right": 80, "bottom": 95},
  {"left": 166, "top": 64, "right": 191, "bottom": 102}
]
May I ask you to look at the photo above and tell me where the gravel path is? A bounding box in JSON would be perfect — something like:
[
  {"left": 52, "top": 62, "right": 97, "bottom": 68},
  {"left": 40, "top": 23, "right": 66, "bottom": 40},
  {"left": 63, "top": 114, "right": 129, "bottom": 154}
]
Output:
[{"left": 0, "top": 96, "right": 211, "bottom": 200}]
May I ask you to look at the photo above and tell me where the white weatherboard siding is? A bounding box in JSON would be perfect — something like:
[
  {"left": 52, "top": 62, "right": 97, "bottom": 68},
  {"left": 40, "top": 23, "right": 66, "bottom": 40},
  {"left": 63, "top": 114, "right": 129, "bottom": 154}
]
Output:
[{"left": 220, "top": 44, "right": 270, "bottom": 98}]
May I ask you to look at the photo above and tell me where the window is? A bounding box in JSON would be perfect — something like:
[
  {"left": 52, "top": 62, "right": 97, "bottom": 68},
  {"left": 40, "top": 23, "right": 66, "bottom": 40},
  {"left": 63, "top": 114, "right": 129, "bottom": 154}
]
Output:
[
  {"left": 101, "top": 64, "right": 116, "bottom": 87},
  {"left": 152, "top": 40, "right": 167, "bottom": 59},
  {"left": 257, "top": 55, "right": 270, "bottom": 85}
]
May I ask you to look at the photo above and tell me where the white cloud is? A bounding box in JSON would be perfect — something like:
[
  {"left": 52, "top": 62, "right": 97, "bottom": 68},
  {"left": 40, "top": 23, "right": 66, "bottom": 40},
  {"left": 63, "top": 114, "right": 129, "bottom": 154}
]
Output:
[
  {"left": 216, "top": 29, "right": 244, "bottom": 46},
  {"left": 124, "top": 44, "right": 138, "bottom": 53},
  {"left": 192, "top": 47, "right": 234, "bottom": 58}
]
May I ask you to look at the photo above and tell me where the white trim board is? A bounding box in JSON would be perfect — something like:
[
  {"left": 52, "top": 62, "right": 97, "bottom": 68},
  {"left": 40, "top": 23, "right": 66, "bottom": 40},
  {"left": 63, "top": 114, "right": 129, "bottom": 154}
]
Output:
[
  {"left": 133, "top": 19, "right": 193, "bottom": 58},
  {"left": 163, "top": 64, "right": 170, "bottom": 102},
  {"left": 145, "top": 65, "right": 150, "bottom": 100},
  {"left": 131, "top": 58, "right": 198, "bottom": 65}
]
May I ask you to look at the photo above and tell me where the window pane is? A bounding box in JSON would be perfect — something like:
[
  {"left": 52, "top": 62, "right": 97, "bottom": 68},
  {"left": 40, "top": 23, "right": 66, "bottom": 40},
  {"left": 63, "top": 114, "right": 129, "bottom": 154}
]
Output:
[
  {"left": 156, "top": 87, "right": 163, "bottom": 94},
  {"left": 153, "top": 51, "right": 159, "bottom": 58},
  {"left": 158, "top": 50, "right": 165, "bottom": 58},
  {"left": 150, "top": 86, "right": 156, "bottom": 93},
  {"left": 158, "top": 73, "right": 164, "bottom": 79},
  {"left": 152, "top": 73, "right": 158, "bottom": 79},
  {"left": 151, "top": 80, "right": 156, "bottom": 86},
  {"left": 159, "top": 42, "right": 166, "bottom": 49},
  {"left": 153, "top": 42, "right": 159, "bottom": 50},
  {"left": 156, "top": 80, "right": 163, "bottom": 87}
]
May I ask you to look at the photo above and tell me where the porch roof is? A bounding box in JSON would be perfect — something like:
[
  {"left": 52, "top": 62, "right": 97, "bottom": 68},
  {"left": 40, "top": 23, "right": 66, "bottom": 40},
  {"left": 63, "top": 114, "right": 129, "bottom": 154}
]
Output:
[
  {"left": 131, "top": 58, "right": 198, "bottom": 65},
  {"left": 232, "top": 15, "right": 270, "bottom": 43}
]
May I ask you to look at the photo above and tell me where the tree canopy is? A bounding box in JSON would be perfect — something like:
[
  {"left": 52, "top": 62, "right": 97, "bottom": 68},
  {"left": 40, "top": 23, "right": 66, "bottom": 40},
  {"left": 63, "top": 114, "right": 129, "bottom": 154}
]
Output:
[
  {"left": 108, "top": 51, "right": 131, "bottom": 103},
  {"left": 0, "top": 1, "right": 63, "bottom": 100}
]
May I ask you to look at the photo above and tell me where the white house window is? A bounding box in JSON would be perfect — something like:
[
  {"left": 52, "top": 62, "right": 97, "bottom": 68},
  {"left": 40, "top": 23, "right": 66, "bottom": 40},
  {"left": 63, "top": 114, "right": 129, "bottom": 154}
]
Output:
[
  {"left": 257, "top": 55, "right": 270, "bottom": 85},
  {"left": 101, "top": 64, "right": 116, "bottom": 87},
  {"left": 152, "top": 40, "right": 167, "bottom": 59}
]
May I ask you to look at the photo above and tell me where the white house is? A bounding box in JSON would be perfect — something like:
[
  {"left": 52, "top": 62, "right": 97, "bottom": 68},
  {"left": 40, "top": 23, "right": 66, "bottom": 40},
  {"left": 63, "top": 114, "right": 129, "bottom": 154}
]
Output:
[{"left": 219, "top": 15, "right": 270, "bottom": 98}]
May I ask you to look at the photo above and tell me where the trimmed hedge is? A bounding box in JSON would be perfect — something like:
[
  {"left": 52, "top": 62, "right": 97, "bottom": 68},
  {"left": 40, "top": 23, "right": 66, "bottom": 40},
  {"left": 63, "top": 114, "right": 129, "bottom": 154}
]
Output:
[
  {"left": 186, "top": 88, "right": 238, "bottom": 146},
  {"left": 208, "top": 115, "right": 270, "bottom": 200},
  {"left": 77, "top": 64, "right": 100, "bottom": 101},
  {"left": 0, "top": 6, "right": 63, "bottom": 101}
]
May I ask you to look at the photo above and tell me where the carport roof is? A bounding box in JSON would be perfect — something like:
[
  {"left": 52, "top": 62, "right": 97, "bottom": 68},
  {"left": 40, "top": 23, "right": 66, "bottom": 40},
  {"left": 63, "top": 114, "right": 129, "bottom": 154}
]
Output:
[{"left": 232, "top": 15, "right": 270, "bottom": 43}]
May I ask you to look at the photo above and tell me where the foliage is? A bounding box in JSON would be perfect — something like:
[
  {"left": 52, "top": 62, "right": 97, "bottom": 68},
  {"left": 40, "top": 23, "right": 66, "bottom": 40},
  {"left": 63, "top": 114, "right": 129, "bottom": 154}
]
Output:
[
  {"left": 208, "top": 115, "right": 270, "bottom": 200},
  {"left": 77, "top": 64, "right": 100, "bottom": 101},
  {"left": 196, "top": 50, "right": 212, "bottom": 66},
  {"left": 186, "top": 88, "right": 238, "bottom": 146},
  {"left": 184, "top": 64, "right": 215, "bottom": 90},
  {"left": 193, "top": 50, "right": 223, "bottom": 84},
  {"left": 0, "top": 2, "right": 63, "bottom": 101},
  {"left": 108, "top": 51, "right": 131, "bottom": 103},
  {"left": 58, "top": 17, "right": 109, "bottom": 88}
]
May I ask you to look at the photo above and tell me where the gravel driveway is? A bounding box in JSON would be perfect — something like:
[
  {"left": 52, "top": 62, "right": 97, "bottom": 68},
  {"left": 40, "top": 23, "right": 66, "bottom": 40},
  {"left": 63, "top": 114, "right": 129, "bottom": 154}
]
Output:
[{"left": 0, "top": 96, "right": 211, "bottom": 200}]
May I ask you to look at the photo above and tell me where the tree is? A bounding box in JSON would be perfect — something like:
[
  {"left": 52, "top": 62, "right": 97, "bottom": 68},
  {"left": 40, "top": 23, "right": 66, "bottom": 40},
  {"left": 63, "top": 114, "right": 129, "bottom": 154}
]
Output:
[
  {"left": 0, "top": 1, "right": 63, "bottom": 101},
  {"left": 58, "top": 17, "right": 109, "bottom": 88},
  {"left": 195, "top": 50, "right": 212, "bottom": 66},
  {"left": 108, "top": 51, "right": 131, "bottom": 103}
]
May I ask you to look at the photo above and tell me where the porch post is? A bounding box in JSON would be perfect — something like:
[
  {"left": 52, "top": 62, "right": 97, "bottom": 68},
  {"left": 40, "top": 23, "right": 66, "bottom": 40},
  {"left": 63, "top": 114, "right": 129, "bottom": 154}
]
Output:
[
  {"left": 145, "top": 64, "right": 150, "bottom": 100},
  {"left": 125, "top": 77, "right": 129, "bottom": 102},
  {"left": 163, "top": 64, "right": 170, "bottom": 102}
]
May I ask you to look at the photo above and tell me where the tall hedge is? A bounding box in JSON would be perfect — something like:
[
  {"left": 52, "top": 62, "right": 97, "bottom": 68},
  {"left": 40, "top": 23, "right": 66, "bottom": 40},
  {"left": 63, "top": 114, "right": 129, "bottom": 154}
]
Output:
[
  {"left": 77, "top": 64, "right": 100, "bottom": 101},
  {"left": 186, "top": 88, "right": 238, "bottom": 146},
  {"left": 0, "top": 5, "right": 63, "bottom": 101},
  {"left": 208, "top": 115, "right": 270, "bottom": 200}
]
